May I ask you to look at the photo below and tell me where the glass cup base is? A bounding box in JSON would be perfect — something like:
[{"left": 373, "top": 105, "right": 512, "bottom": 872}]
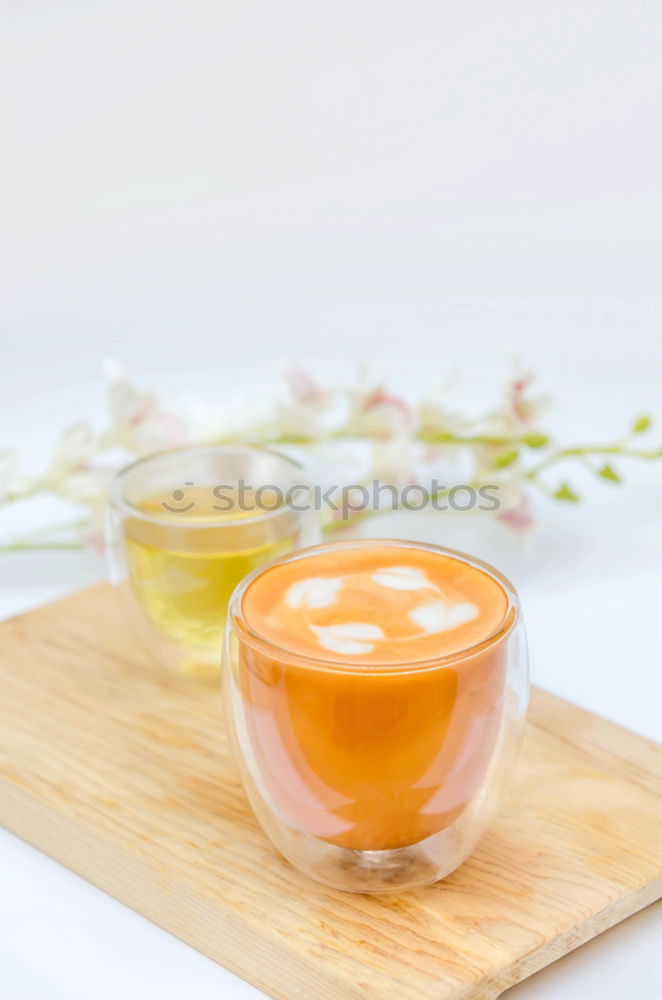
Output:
[{"left": 244, "top": 778, "right": 495, "bottom": 893}]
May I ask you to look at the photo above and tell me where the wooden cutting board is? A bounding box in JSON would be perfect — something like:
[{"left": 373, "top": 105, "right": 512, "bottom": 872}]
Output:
[{"left": 1, "top": 584, "right": 660, "bottom": 1000}]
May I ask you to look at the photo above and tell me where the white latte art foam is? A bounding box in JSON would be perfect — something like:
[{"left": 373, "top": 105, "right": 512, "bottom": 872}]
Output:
[
  {"left": 311, "top": 623, "right": 384, "bottom": 655},
  {"left": 408, "top": 600, "right": 478, "bottom": 634},
  {"left": 284, "top": 567, "right": 480, "bottom": 656},
  {"left": 371, "top": 566, "right": 429, "bottom": 590},
  {"left": 285, "top": 577, "right": 343, "bottom": 609}
]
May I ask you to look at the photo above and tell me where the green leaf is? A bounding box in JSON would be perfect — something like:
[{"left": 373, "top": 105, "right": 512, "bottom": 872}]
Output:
[
  {"left": 520, "top": 432, "right": 550, "bottom": 449},
  {"left": 632, "top": 414, "right": 651, "bottom": 434},
  {"left": 494, "top": 448, "right": 519, "bottom": 468},
  {"left": 598, "top": 463, "right": 621, "bottom": 483},
  {"left": 554, "top": 482, "right": 581, "bottom": 502}
]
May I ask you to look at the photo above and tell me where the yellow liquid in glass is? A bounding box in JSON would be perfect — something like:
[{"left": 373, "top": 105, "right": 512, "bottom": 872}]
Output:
[{"left": 124, "top": 487, "right": 296, "bottom": 677}]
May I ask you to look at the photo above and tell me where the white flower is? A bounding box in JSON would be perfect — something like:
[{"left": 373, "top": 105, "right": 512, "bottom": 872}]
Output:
[
  {"left": 0, "top": 450, "right": 30, "bottom": 503},
  {"left": 188, "top": 391, "right": 279, "bottom": 443},
  {"left": 77, "top": 507, "right": 107, "bottom": 554},
  {"left": 43, "top": 421, "right": 110, "bottom": 508},
  {"left": 304, "top": 439, "right": 374, "bottom": 489},
  {"left": 104, "top": 359, "right": 190, "bottom": 453},
  {"left": 497, "top": 491, "right": 534, "bottom": 533},
  {"left": 282, "top": 365, "right": 328, "bottom": 407},
  {"left": 498, "top": 371, "right": 550, "bottom": 431},
  {"left": 349, "top": 385, "right": 415, "bottom": 440},
  {"left": 370, "top": 437, "right": 420, "bottom": 489},
  {"left": 417, "top": 398, "right": 468, "bottom": 439},
  {"left": 276, "top": 365, "right": 349, "bottom": 439},
  {"left": 54, "top": 468, "right": 112, "bottom": 507},
  {"left": 48, "top": 422, "right": 100, "bottom": 477}
]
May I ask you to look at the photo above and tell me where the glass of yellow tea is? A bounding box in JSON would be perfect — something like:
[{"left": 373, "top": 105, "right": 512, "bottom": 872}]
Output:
[{"left": 106, "top": 445, "right": 320, "bottom": 680}]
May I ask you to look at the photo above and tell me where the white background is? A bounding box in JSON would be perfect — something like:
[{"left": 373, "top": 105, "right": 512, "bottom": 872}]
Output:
[{"left": 1, "top": 1, "right": 661, "bottom": 997}]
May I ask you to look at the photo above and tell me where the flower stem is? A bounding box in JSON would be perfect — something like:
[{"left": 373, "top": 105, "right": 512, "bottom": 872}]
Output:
[
  {"left": 0, "top": 517, "right": 90, "bottom": 553},
  {"left": 418, "top": 432, "right": 520, "bottom": 447},
  {"left": 0, "top": 540, "right": 85, "bottom": 553},
  {"left": 526, "top": 444, "right": 662, "bottom": 480}
]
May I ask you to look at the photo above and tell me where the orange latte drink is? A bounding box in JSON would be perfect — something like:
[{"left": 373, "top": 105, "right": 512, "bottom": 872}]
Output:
[{"left": 225, "top": 541, "right": 519, "bottom": 861}]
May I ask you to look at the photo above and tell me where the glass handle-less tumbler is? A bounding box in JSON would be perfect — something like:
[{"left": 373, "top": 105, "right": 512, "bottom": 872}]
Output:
[
  {"left": 106, "top": 444, "right": 320, "bottom": 680},
  {"left": 222, "top": 539, "right": 529, "bottom": 893}
]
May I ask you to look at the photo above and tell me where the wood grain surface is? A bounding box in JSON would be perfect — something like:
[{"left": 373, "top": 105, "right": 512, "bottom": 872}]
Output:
[{"left": 1, "top": 584, "right": 660, "bottom": 1000}]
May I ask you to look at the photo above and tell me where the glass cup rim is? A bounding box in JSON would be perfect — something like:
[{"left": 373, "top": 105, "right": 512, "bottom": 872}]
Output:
[
  {"left": 109, "top": 443, "right": 309, "bottom": 528},
  {"left": 228, "top": 537, "right": 520, "bottom": 675}
]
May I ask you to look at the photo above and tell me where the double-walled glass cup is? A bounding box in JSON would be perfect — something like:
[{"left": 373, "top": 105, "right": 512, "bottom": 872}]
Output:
[
  {"left": 106, "top": 445, "right": 320, "bottom": 680},
  {"left": 222, "top": 539, "right": 528, "bottom": 892}
]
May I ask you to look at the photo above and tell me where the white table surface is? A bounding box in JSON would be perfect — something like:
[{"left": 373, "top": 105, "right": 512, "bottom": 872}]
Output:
[{"left": 2, "top": 1, "right": 661, "bottom": 996}]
